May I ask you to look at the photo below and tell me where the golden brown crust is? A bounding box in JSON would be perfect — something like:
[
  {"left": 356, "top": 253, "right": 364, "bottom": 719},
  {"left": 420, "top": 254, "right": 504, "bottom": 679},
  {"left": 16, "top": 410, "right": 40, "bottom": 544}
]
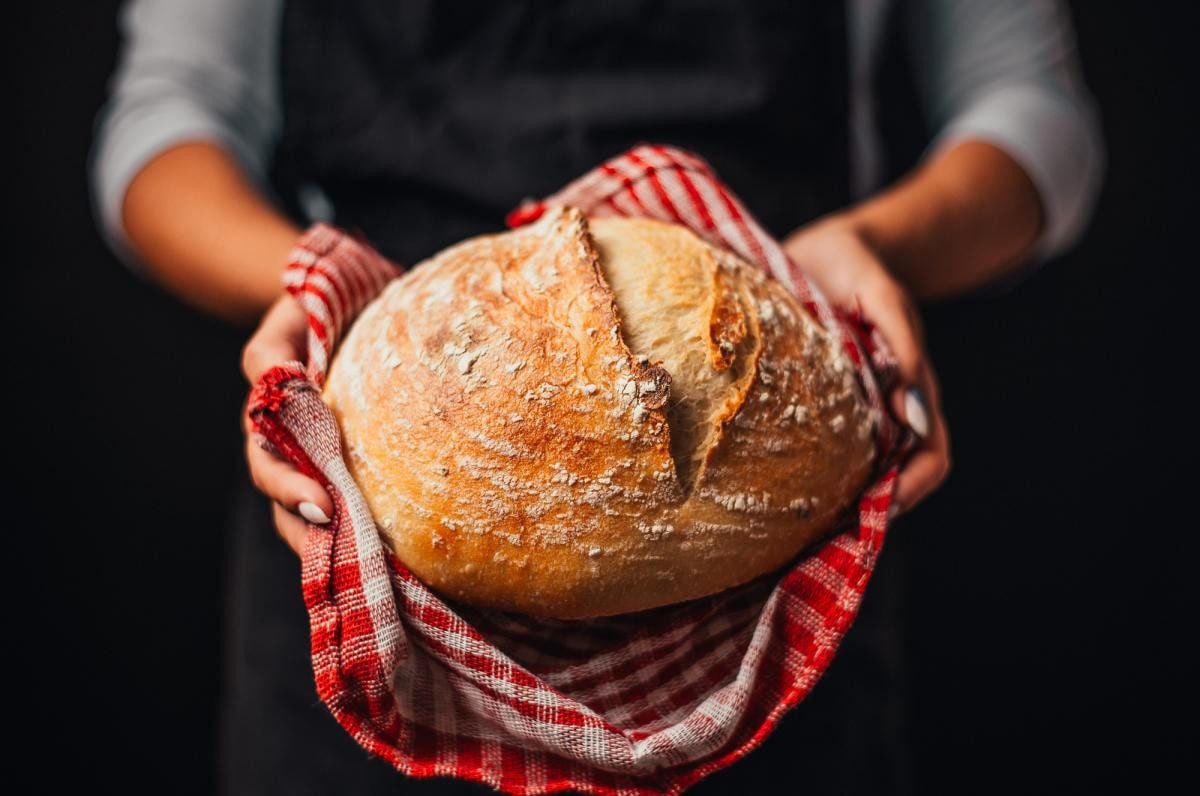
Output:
[{"left": 323, "top": 208, "right": 876, "bottom": 618}]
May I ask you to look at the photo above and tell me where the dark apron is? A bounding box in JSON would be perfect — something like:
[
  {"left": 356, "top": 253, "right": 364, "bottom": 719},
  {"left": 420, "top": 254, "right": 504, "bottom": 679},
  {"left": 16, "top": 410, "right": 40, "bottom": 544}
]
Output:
[{"left": 220, "top": 2, "right": 910, "bottom": 792}]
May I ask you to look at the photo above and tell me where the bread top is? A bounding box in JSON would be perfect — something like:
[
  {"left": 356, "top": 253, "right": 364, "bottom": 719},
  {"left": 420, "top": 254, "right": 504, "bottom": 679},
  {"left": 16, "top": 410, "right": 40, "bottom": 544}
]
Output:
[{"left": 322, "top": 207, "right": 876, "bottom": 618}]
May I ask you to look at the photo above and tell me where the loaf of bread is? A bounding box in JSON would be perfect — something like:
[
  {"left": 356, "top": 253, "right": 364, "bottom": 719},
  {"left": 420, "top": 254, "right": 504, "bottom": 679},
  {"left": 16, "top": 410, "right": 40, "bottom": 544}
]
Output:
[{"left": 322, "top": 207, "right": 876, "bottom": 618}]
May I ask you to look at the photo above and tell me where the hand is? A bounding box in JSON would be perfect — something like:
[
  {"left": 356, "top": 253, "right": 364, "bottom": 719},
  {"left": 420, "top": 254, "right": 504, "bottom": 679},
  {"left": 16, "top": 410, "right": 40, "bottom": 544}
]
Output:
[
  {"left": 241, "top": 295, "right": 334, "bottom": 554},
  {"left": 783, "top": 216, "right": 952, "bottom": 516}
]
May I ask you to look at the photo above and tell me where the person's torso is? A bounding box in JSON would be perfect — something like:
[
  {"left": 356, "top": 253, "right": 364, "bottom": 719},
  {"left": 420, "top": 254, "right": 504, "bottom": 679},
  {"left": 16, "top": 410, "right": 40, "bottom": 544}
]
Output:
[{"left": 271, "top": 0, "right": 849, "bottom": 264}]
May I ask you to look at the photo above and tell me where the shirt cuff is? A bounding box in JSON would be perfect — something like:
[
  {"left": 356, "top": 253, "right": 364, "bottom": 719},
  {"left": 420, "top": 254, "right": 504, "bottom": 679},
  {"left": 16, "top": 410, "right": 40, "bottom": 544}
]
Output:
[
  {"left": 928, "top": 82, "right": 1105, "bottom": 262},
  {"left": 89, "top": 98, "right": 266, "bottom": 272}
]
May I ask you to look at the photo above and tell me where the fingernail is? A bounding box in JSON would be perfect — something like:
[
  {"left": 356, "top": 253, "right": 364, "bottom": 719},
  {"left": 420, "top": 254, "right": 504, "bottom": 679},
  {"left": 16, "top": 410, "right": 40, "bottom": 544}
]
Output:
[
  {"left": 298, "top": 501, "right": 330, "bottom": 524},
  {"left": 904, "top": 387, "right": 929, "bottom": 438},
  {"left": 887, "top": 503, "right": 902, "bottom": 522}
]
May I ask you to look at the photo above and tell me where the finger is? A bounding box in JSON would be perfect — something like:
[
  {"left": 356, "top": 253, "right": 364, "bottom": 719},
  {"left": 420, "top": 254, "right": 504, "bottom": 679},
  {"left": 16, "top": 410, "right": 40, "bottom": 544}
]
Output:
[
  {"left": 858, "top": 278, "right": 936, "bottom": 438},
  {"left": 859, "top": 276, "right": 923, "bottom": 386},
  {"left": 893, "top": 436, "right": 950, "bottom": 512},
  {"left": 901, "top": 292, "right": 927, "bottom": 352},
  {"left": 245, "top": 434, "right": 334, "bottom": 521},
  {"left": 893, "top": 372, "right": 952, "bottom": 513},
  {"left": 272, "top": 502, "right": 311, "bottom": 557},
  {"left": 241, "top": 296, "right": 309, "bottom": 384}
]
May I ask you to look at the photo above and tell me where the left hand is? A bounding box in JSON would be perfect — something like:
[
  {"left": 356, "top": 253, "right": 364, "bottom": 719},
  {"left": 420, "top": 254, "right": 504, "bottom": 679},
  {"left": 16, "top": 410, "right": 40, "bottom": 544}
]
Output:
[
  {"left": 241, "top": 294, "right": 334, "bottom": 555},
  {"left": 783, "top": 216, "right": 952, "bottom": 516}
]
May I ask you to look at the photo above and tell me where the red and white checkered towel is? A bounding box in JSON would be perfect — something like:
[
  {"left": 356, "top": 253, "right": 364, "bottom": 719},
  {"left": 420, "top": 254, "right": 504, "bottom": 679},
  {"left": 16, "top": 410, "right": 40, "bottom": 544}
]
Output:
[{"left": 249, "top": 145, "right": 911, "bottom": 794}]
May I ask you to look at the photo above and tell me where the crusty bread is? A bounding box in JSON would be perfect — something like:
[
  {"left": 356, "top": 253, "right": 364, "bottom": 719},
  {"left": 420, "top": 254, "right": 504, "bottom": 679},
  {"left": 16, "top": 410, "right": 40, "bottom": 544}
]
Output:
[{"left": 322, "top": 207, "right": 876, "bottom": 618}]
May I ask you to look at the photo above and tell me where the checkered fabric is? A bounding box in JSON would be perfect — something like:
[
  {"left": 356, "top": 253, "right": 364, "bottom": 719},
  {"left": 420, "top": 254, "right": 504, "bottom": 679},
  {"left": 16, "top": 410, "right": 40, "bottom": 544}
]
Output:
[{"left": 248, "top": 144, "right": 911, "bottom": 794}]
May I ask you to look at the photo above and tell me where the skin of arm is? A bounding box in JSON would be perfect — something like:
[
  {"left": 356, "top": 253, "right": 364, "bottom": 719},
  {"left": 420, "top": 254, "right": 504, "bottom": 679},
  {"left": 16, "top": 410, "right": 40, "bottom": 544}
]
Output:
[
  {"left": 121, "top": 140, "right": 300, "bottom": 325},
  {"left": 826, "top": 139, "right": 1044, "bottom": 300}
]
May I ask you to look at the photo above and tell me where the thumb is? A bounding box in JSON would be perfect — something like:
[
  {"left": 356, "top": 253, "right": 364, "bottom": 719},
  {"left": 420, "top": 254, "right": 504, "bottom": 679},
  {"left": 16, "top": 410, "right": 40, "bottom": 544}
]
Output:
[
  {"left": 241, "top": 296, "right": 309, "bottom": 383},
  {"left": 857, "top": 278, "right": 932, "bottom": 438}
]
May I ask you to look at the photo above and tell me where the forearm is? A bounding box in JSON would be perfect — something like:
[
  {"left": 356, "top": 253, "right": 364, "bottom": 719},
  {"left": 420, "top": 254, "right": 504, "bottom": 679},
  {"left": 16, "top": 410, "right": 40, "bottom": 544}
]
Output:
[
  {"left": 122, "top": 141, "right": 299, "bottom": 325},
  {"left": 841, "top": 139, "right": 1044, "bottom": 301}
]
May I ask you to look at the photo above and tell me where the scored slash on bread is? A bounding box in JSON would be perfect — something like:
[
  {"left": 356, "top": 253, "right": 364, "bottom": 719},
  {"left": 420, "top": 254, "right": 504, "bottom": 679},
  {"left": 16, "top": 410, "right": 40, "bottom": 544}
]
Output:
[{"left": 322, "top": 207, "right": 876, "bottom": 618}]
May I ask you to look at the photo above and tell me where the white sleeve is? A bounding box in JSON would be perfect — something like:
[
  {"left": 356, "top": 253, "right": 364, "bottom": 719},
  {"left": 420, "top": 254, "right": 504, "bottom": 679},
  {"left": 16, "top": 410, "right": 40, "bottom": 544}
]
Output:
[
  {"left": 89, "top": 0, "right": 284, "bottom": 265},
  {"left": 907, "top": 0, "right": 1105, "bottom": 259}
]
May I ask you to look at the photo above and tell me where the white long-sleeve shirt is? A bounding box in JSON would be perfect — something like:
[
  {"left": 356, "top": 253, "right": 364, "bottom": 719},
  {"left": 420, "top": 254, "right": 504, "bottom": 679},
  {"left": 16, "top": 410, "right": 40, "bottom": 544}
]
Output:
[{"left": 91, "top": 0, "right": 1104, "bottom": 266}]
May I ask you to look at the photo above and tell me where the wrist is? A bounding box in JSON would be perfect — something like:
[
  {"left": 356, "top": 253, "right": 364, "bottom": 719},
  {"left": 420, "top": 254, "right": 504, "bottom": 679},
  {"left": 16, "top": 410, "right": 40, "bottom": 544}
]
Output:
[
  {"left": 807, "top": 211, "right": 900, "bottom": 284},
  {"left": 839, "top": 189, "right": 931, "bottom": 270}
]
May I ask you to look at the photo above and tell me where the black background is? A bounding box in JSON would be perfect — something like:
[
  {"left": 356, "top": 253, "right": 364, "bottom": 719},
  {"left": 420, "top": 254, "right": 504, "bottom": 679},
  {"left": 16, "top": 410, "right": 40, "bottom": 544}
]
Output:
[{"left": 8, "top": 3, "right": 1194, "bottom": 792}]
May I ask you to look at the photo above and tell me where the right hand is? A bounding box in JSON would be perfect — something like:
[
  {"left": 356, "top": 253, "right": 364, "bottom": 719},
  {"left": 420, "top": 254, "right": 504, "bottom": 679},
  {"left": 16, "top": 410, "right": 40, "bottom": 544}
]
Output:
[
  {"left": 783, "top": 216, "right": 952, "bottom": 517},
  {"left": 241, "top": 294, "right": 333, "bottom": 555}
]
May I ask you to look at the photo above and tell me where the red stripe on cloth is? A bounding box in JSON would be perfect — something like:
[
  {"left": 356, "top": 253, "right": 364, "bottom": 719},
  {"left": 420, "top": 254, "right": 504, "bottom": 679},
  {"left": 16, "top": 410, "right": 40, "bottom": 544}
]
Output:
[
  {"left": 309, "top": 261, "right": 351, "bottom": 325},
  {"left": 305, "top": 312, "right": 329, "bottom": 351},
  {"left": 507, "top": 202, "right": 547, "bottom": 228},
  {"left": 299, "top": 282, "right": 335, "bottom": 323},
  {"left": 599, "top": 163, "right": 653, "bottom": 217},
  {"left": 320, "top": 253, "right": 367, "bottom": 319},
  {"left": 287, "top": 253, "right": 355, "bottom": 338},
  {"left": 455, "top": 737, "right": 484, "bottom": 787},
  {"left": 328, "top": 246, "right": 374, "bottom": 322},
  {"left": 397, "top": 600, "right": 589, "bottom": 705},
  {"left": 815, "top": 532, "right": 869, "bottom": 581},
  {"left": 671, "top": 168, "right": 718, "bottom": 232},
  {"left": 624, "top": 150, "right": 686, "bottom": 226},
  {"left": 617, "top": 630, "right": 749, "bottom": 735},
  {"left": 785, "top": 567, "right": 842, "bottom": 619},
  {"left": 410, "top": 634, "right": 604, "bottom": 733},
  {"left": 499, "top": 743, "right": 528, "bottom": 793},
  {"left": 592, "top": 624, "right": 747, "bottom": 731},
  {"left": 708, "top": 179, "right": 769, "bottom": 269},
  {"left": 410, "top": 717, "right": 439, "bottom": 775},
  {"left": 647, "top": 144, "right": 717, "bottom": 232},
  {"left": 548, "top": 582, "right": 765, "bottom": 695}
]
